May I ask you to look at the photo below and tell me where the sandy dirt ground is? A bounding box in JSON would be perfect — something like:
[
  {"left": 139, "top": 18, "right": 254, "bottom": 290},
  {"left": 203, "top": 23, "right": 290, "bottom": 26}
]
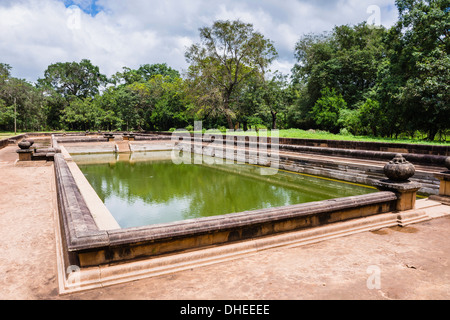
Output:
[{"left": 0, "top": 144, "right": 449, "bottom": 301}]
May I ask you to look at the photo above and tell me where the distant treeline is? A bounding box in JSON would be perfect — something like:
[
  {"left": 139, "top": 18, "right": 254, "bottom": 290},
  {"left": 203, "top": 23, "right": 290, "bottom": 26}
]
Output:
[{"left": 0, "top": 0, "right": 448, "bottom": 140}]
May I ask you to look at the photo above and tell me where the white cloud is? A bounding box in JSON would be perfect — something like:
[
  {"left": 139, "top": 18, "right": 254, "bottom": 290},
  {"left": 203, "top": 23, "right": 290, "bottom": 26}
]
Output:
[{"left": 0, "top": 0, "right": 398, "bottom": 83}]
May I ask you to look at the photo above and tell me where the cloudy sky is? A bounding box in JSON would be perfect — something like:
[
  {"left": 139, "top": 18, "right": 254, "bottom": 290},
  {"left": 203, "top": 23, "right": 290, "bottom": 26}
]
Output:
[{"left": 0, "top": 0, "right": 399, "bottom": 83}]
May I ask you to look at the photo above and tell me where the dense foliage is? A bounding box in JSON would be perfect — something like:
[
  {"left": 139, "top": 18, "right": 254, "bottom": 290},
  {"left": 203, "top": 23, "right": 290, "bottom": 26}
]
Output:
[{"left": 0, "top": 1, "right": 448, "bottom": 140}]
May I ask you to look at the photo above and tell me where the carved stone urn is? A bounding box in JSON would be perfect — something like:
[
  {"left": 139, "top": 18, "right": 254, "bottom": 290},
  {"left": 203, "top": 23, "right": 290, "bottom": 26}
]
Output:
[
  {"left": 18, "top": 140, "right": 32, "bottom": 150},
  {"left": 445, "top": 157, "right": 450, "bottom": 172},
  {"left": 384, "top": 154, "right": 415, "bottom": 182}
]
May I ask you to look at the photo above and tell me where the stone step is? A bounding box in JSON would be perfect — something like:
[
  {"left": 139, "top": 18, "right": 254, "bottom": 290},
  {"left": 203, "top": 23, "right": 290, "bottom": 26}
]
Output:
[{"left": 115, "top": 141, "right": 131, "bottom": 153}]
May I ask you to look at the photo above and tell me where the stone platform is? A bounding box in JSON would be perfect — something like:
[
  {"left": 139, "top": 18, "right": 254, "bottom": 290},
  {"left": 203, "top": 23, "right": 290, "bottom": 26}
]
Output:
[{"left": 1, "top": 144, "right": 450, "bottom": 300}]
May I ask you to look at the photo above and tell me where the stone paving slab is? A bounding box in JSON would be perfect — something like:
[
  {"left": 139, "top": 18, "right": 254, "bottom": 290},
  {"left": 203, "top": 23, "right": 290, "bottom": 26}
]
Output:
[{"left": 0, "top": 145, "right": 449, "bottom": 300}]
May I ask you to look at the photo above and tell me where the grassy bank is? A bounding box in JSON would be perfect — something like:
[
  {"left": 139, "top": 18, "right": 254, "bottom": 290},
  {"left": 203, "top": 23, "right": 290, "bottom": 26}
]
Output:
[
  {"left": 2, "top": 129, "right": 449, "bottom": 146},
  {"left": 210, "top": 129, "right": 449, "bottom": 146},
  {"left": 276, "top": 129, "right": 449, "bottom": 146},
  {"left": 0, "top": 131, "right": 66, "bottom": 141},
  {"left": 0, "top": 132, "right": 16, "bottom": 140}
]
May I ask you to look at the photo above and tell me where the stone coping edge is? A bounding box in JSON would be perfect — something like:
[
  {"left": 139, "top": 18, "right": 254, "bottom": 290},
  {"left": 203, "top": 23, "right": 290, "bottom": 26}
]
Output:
[
  {"left": 54, "top": 133, "right": 448, "bottom": 167},
  {"left": 106, "top": 192, "right": 397, "bottom": 247},
  {"left": 57, "top": 209, "right": 430, "bottom": 294},
  {"left": 54, "top": 153, "right": 110, "bottom": 251},
  {"left": 54, "top": 149, "right": 398, "bottom": 253},
  {"left": 151, "top": 131, "right": 450, "bottom": 155},
  {"left": 176, "top": 137, "right": 448, "bottom": 167}
]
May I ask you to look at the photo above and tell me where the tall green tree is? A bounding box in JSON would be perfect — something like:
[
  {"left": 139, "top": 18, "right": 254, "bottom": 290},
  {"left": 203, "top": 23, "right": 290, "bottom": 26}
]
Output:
[
  {"left": 378, "top": 0, "right": 450, "bottom": 140},
  {"left": 237, "top": 72, "right": 293, "bottom": 130},
  {"left": 0, "top": 63, "right": 13, "bottom": 130},
  {"left": 292, "top": 23, "right": 388, "bottom": 130},
  {"left": 261, "top": 73, "right": 293, "bottom": 130},
  {"left": 233, "top": 72, "right": 265, "bottom": 131},
  {"left": 137, "top": 63, "right": 180, "bottom": 82},
  {"left": 311, "top": 87, "right": 348, "bottom": 133},
  {"left": 37, "top": 59, "right": 107, "bottom": 130},
  {"left": 112, "top": 63, "right": 181, "bottom": 86},
  {"left": 37, "top": 59, "right": 107, "bottom": 98},
  {"left": 0, "top": 63, "right": 11, "bottom": 80},
  {"left": 185, "top": 20, "right": 278, "bottom": 129},
  {"left": 0, "top": 65, "right": 46, "bottom": 132},
  {"left": 60, "top": 97, "right": 99, "bottom": 131},
  {"left": 128, "top": 75, "right": 193, "bottom": 131},
  {"left": 95, "top": 85, "right": 137, "bottom": 131}
]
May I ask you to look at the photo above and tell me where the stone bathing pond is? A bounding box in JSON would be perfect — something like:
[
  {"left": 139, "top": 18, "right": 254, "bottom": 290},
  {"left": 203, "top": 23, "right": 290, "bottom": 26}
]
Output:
[
  {"left": 72, "top": 151, "right": 376, "bottom": 229},
  {"left": 11, "top": 132, "right": 449, "bottom": 293}
]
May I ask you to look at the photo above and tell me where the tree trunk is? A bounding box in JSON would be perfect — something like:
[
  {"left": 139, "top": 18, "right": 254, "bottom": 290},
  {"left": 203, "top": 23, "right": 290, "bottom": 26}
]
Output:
[
  {"left": 427, "top": 128, "right": 438, "bottom": 141},
  {"left": 226, "top": 114, "right": 234, "bottom": 130},
  {"left": 14, "top": 97, "right": 16, "bottom": 135},
  {"left": 224, "top": 94, "right": 234, "bottom": 130},
  {"left": 271, "top": 111, "right": 277, "bottom": 130}
]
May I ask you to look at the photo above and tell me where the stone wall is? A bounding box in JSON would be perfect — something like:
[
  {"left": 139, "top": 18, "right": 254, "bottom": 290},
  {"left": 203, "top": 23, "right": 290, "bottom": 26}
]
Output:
[
  {"left": 277, "top": 138, "right": 449, "bottom": 156},
  {"left": 0, "top": 134, "right": 26, "bottom": 150},
  {"left": 147, "top": 131, "right": 450, "bottom": 156},
  {"left": 54, "top": 150, "right": 402, "bottom": 267},
  {"left": 172, "top": 135, "right": 448, "bottom": 167},
  {"left": 0, "top": 138, "right": 9, "bottom": 149},
  {"left": 178, "top": 139, "right": 442, "bottom": 195}
]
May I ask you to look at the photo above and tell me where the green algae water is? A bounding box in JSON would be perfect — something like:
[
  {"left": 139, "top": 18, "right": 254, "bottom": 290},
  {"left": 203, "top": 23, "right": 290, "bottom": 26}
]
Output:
[{"left": 74, "top": 152, "right": 376, "bottom": 229}]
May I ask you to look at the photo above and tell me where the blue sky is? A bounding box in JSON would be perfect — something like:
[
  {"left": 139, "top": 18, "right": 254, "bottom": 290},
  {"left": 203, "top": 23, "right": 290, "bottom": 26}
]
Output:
[
  {"left": 62, "top": 0, "right": 102, "bottom": 16},
  {"left": 0, "top": 0, "right": 399, "bottom": 83}
]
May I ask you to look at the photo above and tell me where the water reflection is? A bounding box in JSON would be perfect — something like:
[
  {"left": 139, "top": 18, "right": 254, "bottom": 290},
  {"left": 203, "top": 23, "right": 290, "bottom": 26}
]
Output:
[{"left": 74, "top": 152, "right": 376, "bottom": 228}]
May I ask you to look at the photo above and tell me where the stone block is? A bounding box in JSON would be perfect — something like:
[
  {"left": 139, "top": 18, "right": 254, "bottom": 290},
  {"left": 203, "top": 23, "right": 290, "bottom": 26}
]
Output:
[
  {"left": 434, "top": 172, "right": 450, "bottom": 196},
  {"left": 16, "top": 149, "right": 33, "bottom": 161},
  {"left": 429, "top": 172, "right": 450, "bottom": 205},
  {"left": 373, "top": 180, "right": 422, "bottom": 211}
]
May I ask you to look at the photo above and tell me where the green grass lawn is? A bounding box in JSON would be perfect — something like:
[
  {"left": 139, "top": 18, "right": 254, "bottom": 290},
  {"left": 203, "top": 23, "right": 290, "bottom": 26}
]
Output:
[
  {"left": 0, "top": 131, "right": 65, "bottom": 140},
  {"left": 274, "top": 129, "right": 449, "bottom": 146},
  {"left": 0, "top": 132, "right": 15, "bottom": 140},
  {"left": 2, "top": 129, "right": 449, "bottom": 146},
  {"left": 200, "top": 128, "right": 450, "bottom": 146}
]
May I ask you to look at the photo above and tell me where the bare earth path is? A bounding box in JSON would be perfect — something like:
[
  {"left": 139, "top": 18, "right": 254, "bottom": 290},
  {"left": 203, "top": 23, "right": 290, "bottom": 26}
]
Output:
[
  {"left": 0, "top": 146, "right": 57, "bottom": 299},
  {"left": 0, "top": 145, "right": 449, "bottom": 300}
]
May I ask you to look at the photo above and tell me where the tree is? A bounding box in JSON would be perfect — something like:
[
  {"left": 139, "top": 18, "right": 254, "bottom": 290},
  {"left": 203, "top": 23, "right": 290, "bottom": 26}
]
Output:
[
  {"left": 292, "top": 31, "right": 334, "bottom": 110},
  {"left": 95, "top": 85, "right": 140, "bottom": 131},
  {"left": 232, "top": 72, "right": 265, "bottom": 131},
  {"left": 36, "top": 59, "right": 107, "bottom": 131},
  {"left": 43, "top": 90, "right": 67, "bottom": 130},
  {"left": 137, "top": 63, "right": 180, "bottom": 82},
  {"left": 37, "top": 59, "right": 107, "bottom": 99},
  {"left": 238, "top": 72, "right": 292, "bottom": 130},
  {"left": 112, "top": 63, "right": 181, "bottom": 86},
  {"left": 293, "top": 22, "right": 388, "bottom": 106},
  {"left": 261, "top": 73, "right": 292, "bottom": 130},
  {"left": 0, "top": 67, "right": 46, "bottom": 132},
  {"left": 0, "top": 98, "right": 14, "bottom": 129},
  {"left": 0, "top": 63, "right": 11, "bottom": 81},
  {"left": 60, "top": 97, "right": 122, "bottom": 131},
  {"left": 0, "top": 64, "right": 13, "bottom": 130},
  {"left": 185, "top": 20, "right": 278, "bottom": 129},
  {"left": 378, "top": 0, "right": 450, "bottom": 140},
  {"left": 291, "top": 23, "right": 388, "bottom": 131},
  {"left": 128, "top": 75, "right": 193, "bottom": 131},
  {"left": 356, "top": 97, "right": 387, "bottom": 136},
  {"left": 60, "top": 98, "right": 95, "bottom": 130},
  {"left": 311, "top": 87, "right": 348, "bottom": 133}
]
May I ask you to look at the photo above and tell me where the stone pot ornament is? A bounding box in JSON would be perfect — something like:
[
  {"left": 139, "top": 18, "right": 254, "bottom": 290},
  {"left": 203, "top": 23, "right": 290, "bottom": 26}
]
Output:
[
  {"left": 384, "top": 154, "right": 415, "bottom": 182},
  {"left": 18, "top": 140, "right": 32, "bottom": 150},
  {"left": 445, "top": 157, "right": 450, "bottom": 171}
]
